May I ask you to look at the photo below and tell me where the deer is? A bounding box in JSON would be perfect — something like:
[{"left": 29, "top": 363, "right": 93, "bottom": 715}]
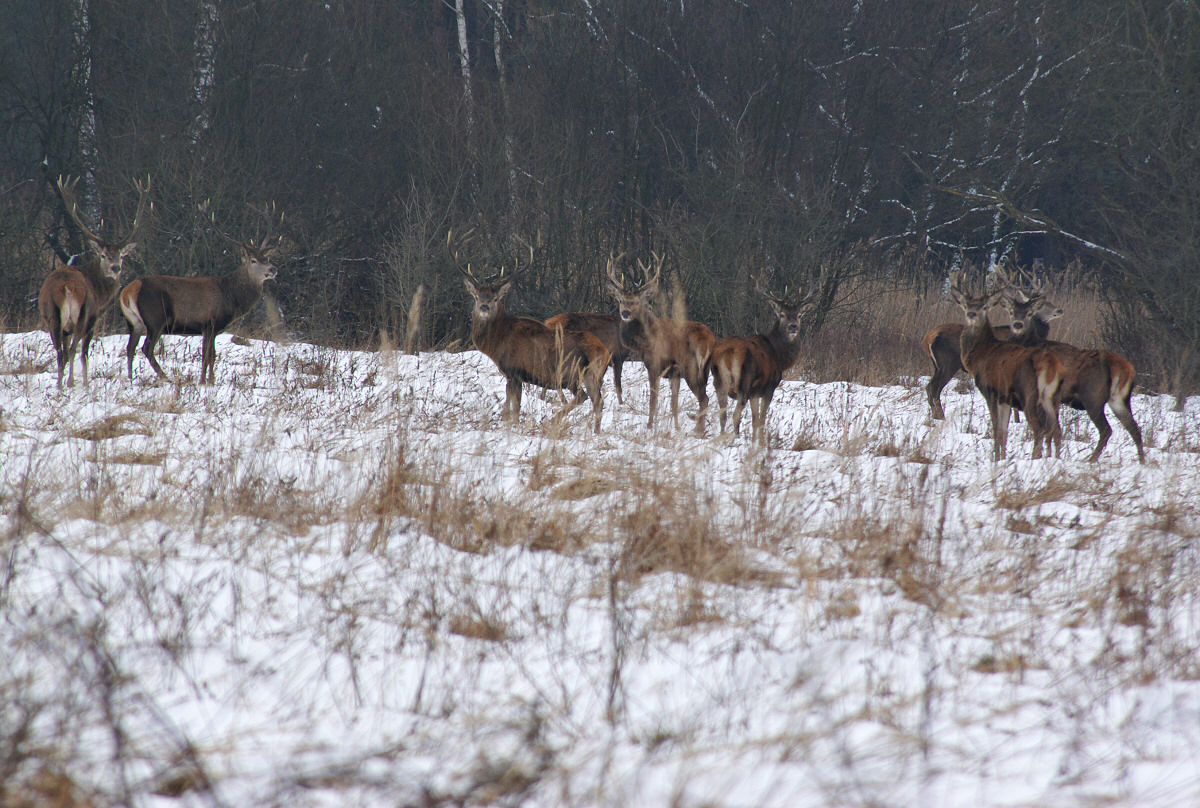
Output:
[
  {"left": 710, "top": 271, "right": 823, "bottom": 444},
  {"left": 38, "top": 176, "right": 150, "bottom": 389},
  {"left": 923, "top": 270, "right": 1061, "bottom": 421},
  {"left": 950, "top": 271, "right": 1065, "bottom": 461},
  {"left": 456, "top": 233, "right": 610, "bottom": 433},
  {"left": 607, "top": 252, "right": 716, "bottom": 435},
  {"left": 120, "top": 206, "right": 282, "bottom": 384},
  {"left": 1002, "top": 287, "right": 1145, "bottom": 463},
  {"left": 543, "top": 311, "right": 631, "bottom": 404}
]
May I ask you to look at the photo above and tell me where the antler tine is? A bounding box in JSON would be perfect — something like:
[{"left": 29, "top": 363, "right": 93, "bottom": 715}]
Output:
[
  {"left": 512, "top": 234, "right": 536, "bottom": 279},
  {"left": 800, "top": 263, "right": 828, "bottom": 304},
  {"left": 447, "top": 228, "right": 484, "bottom": 283},
  {"left": 635, "top": 251, "right": 663, "bottom": 294},
  {"left": 605, "top": 251, "right": 624, "bottom": 289},
  {"left": 127, "top": 175, "right": 152, "bottom": 243},
  {"left": 253, "top": 201, "right": 285, "bottom": 255},
  {"left": 57, "top": 175, "right": 104, "bottom": 245},
  {"left": 754, "top": 270, "right": 788, "bottom": 306}
]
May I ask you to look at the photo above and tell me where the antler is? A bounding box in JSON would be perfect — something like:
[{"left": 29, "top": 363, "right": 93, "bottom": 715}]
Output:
[
  {"left": 605, "top": 251, "right": 631, "bottom": 292},
  {"left": 754, "top": 271, "right": 789, "bottom": 307},
  {"left": 447, "top": 227, "right": 481, "bottom": 282},
  {"left": 449, "top": 228, "right": 531, "bottom": 287},
  {"left": 57, "top": 175, "right": 152, "bottom": 247},
  {"left": 128, "top": 176, "right": 152, "bottom": 243},
  {"left": 255, "top": 201, "right": 284, "bottom": 256},
  {"left": 634, "top": 251, "right": 663, "bottom": 294},
  {"left": 56, "top": 176, "right": 104, "bottom": 245}
]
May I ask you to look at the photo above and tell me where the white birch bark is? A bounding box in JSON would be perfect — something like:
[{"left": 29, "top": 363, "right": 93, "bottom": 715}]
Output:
[
  {"left": 491, "top": 0, "right": 516, "bottom": 224},
  {"left": 456, "top": 0, "right": 476, "bottom": 159},
  {"left": 72, "top": 0, "right": 101, "bottom": 225},
  {"left": 189, "top": 0, "right": 220, "bottom": 144}
]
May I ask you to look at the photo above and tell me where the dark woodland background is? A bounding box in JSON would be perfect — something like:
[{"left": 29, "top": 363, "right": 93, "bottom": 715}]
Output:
[{"left": 1, "top": 0, "right": 1197, "bottom": 394}]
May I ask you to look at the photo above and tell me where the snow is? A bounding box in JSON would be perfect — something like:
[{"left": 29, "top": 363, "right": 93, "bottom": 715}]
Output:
[{"left": 2, "top": 330, "right": 1198, "bottom": 807}]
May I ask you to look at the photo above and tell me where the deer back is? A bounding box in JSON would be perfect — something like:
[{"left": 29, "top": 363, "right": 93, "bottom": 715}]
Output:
[{"left": 544, "top": 312, "right": 626, "bottom": 361}]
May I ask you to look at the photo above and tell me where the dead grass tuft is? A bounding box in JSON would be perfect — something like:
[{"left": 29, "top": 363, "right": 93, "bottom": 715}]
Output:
[
  {"left": 449, "top": 613, "right": 509, "bottom": 642},
  {"left": 69, "top": 413, "right": 152, "bottom": 442}
]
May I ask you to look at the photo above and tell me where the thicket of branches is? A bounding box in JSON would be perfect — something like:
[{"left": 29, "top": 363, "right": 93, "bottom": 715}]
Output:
[{"left": 1, "top": 0, "right": 1197, "bottom": 393}]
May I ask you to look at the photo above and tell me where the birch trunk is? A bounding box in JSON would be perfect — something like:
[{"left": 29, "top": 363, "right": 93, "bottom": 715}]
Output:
[
  {"left": 189, "top": 0, "right": 220, "bottom": 144},
  {"left": 72, "top": 0, "right": 101, "bottom": 225}
]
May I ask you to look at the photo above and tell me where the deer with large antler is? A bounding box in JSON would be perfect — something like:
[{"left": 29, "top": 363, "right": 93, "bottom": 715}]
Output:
[
  {"left": 456, "top": 231, "right": 610, "bottom": 433},
  {"left": 545, "top": 257, "right": 633, "bottom": 405},
  {"left": 1001, "top": 276, "right": 1144, "bottom": 463},
  {"left": 120, "top": 204, "right": 282, "bottom": 384},
  {"left": 38, "top": 176, "right": 151, "bottom": 389},
  {"left": 711, "top": 269, "right": 824, "bottom": 444},
  {"left": 922, "top": 265, "right": 1062, "bottom": 421},
  {"left": 950, "top": 269, "right": 1065, "bottom": 460},
  {"left": 607, "top": 252, "right": 716, "bottom": 435}
]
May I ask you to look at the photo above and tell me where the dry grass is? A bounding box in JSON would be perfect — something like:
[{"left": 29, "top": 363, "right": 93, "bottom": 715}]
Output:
[
  {"left": 2, "top": 331, "right": 1197, "bottom": 808},
  {"left": 801, "top": 271, "right": 1108, "bottom": 388}
]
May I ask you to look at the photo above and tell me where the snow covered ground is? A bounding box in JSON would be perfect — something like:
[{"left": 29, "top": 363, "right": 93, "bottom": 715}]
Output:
[{"left": 2, "top": 330, "right": 1198, "bottom": 807}]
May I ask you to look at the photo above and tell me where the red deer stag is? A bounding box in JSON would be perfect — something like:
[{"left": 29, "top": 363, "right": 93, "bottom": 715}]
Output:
[
  {"left": 120, "top": 207, "right": 281, "bottom": 384},
  {"left": 456, "top": 234, "right": 610, "bottom": 433},
  {"left": 39, "top": 176, "right": 150, "bottom": 388},
  {"left": 543, "top": 311, "right": 631, "bottom": 404},
  {"left": 923, "top": 271, "right": 1061, "bottom": 420},
  {"left": 711, "top": 271, "right": 822, "bottom": 444},
  {"left": 607, "top": 253, "right": 716, "bottom": 435},
  {"left": 950, "top": 271, "right": 1065, "bottom": 460},
  {"left": 1003, "top": 290, "right": 1145, "bottom": 463}
]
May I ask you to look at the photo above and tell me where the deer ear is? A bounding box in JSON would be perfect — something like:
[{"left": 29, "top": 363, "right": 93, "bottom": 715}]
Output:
[
  {"left": 496, "top": 279, "right": 514, "bottom": 299},
  {"left": 120, "top": 242, "right": 137, "bottom": 257},
  {"left": 463, "top": 277, "right": 479, "bottom": 297}
]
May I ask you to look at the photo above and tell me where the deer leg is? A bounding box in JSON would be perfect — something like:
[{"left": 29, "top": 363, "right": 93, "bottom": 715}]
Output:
[
  {"left": 729, "top": 395, "right": 748, "bottom": 437},
  {"left": 125, "top": 327, "right": 140, "bottom": 380},
  {"left": 1039, "top": 388, "right": 1063, "bottom": 459},
  {"left": 48, "top": 326, "right": 66, "bottom": 389},
  {"left": 690, "top": 376, "right": 709, "bottom": 437},
  {"left": 79, "top": 324, "right": 94, "bottom": 387},
  {"left": 504, "top": 377, "right": 523, "bottom": 423},
  {"left": 143, "top": 330, "right": 170, "bottom": 381},
  {"left": 1084, "top": 404, "right": 1113, "bottom": 462},
  {"left": 65, "top": 331, "right": 81, "bottom": 388},
  {"left": 715, "top": 385, "right": 730, "bottom": 433},
  {"left": 1024, "top": 399, "right": 1045, "bottom": 459},
  {"left": 612, "top": 357, "right": 624, "bottom": 405},
  {"left": 200, "top": 330, "right": 217, "bottom": 385},
  {"left": 646, "top": 373, "right": 659, "bottom": 430},
  {"left": 588, "top": 376, "right": 604, "bottom": 434},
  {"left": 985, "top": 397, "right": 1006, "bottom": 460},
  {"left": 756, "top": 389, "right": 776, "bottom": 445},
  {"left": 669, "top": 375, "right": 681, "bottom": 429},
  {"left": 926, "top": 359, "right": 954, "bottom": 420},
  {"left": 1109, "top": 395, "right": 1145, "bottom": 463}
]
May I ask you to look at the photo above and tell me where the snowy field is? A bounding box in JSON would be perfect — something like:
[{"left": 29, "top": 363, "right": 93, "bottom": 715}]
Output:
[{"left": 2, "top": 330, "right": 1199, "bottom": 807}]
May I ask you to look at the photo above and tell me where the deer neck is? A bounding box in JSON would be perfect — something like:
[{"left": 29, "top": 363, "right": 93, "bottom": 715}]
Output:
[
  {"left": 618, "top": 308, "right": 654, "bottom": 352},
  {"left": 78, "top": 258, "right": 119, "bottom": 304},
  {"left": 767, "top": 322, "right": 803, "bottom": 370},
  {"left": 471, "top": 304, "right": 508, "bottom": 351},
  {"left": 226, "top": 266, "right": 267, "bottom": 313},
  {"left": 959, "top": 311, "right": 999, "bottom": 369}
]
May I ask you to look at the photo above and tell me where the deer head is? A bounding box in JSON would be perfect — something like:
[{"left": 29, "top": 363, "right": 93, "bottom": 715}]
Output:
[
  {"left": 756, "top": 264, "right": 826, "bottom": 341},
  {"left": 57, "top": 175, "right": 151, "bottom": 278},
  {"left": 453, "top": 229, "right": 532, "bottom": 325},
  {"left": 606, "top": 251, "right": 662, "bottom": 323},
  {"left": 949, "top": 269, "right": 1008, "bottom": 327}
]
